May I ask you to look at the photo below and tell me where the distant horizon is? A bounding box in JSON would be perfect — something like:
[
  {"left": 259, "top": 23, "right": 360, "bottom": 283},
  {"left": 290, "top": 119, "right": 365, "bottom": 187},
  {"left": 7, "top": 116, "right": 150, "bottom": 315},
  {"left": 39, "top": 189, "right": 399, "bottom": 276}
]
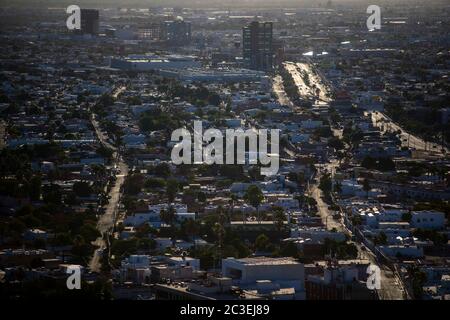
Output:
[{"left": 1, "top": 0, "right": 449, "bottom": 9}]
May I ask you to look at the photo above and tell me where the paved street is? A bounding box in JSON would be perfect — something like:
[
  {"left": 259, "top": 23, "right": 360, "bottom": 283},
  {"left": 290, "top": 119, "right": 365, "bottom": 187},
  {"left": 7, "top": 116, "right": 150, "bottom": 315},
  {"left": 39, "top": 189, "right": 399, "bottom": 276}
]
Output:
[
  {"left": 309, "top": 165, "right": 343, "bottom": 233},
  {"left": 2, "top": 3, "right": 448, "bottom": 303},
  {"left": 283, "top": 64, "right": 409, "bottom": 300},
  {"left": 272, "top": 75, "right": 294, "bottom": 107},
  {"left": 88, "top": 86, "right": 129, "bottom": 272},
  {"left": 370, "top": 111, "right": 448, "bottom": 156},
  {"left": 89, "top": 158, "right": 128, "bottom": 272},
  {"left": 355, "top": 243, "right": 406, "bottom": 300},
  {"left": 284, "top": 61, "right": 332, "bottom": 103}
]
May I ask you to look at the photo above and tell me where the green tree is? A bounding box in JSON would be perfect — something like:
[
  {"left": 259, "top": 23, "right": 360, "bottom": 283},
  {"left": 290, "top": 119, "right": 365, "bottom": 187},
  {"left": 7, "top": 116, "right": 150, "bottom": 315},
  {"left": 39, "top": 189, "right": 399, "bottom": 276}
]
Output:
[
  {"left": 29, "top": 176, "right": 41, "bottom": 201},
  {"left": 279, "top": 241, "right": 299, "bottom": 258},
  {"left": 80, "top": 223, "right": 101, "bottom": 243},
  {"left": 255, "top": 234, "right": 270, "bottom": 252},
  {"left": 71, "top": 235, "right": 92, "bottom": 264},
  {"left": 407, "top": 266, "right": 427, "bottom": 299},
  {"left": 42, "top": 184, "right": 62, "bottom": 204},
  {"left": 374, "top": 232, "right": 388, "bottom": 245},
  {"left": 123, "top": 174, "right": 145, "bottom": 196},
  {"left": 244, "top": 185, "right": 264, "bottom": 223},
  {"left": 183, "top": 218, "right": 199, "bottom": 243},
  {"left": 229, "top": 193, "right": 238, "bottom": 223},
  {"left": 99, "top": 93, "right": 114, "bottom": 107},
  {"left": 166, "top": 179, "right": 178, "bottom": 203},
  {"left": 144, "top": 177, "right": 166, "bottom": 189},
  {"left": 319, "top": 174, "right": 332, "bottom": 195},
  {"left": 123, "top": 173, "right": 144, "bottom": 196},
  {"left": 328, "top": 136, "right": 345, "bottom": 151},
  {"left": 197, "top": 191, "right": 207, "bottom": 203},
  {"left": 96, "top": 146, "right": 114, "bottom": 160},
  {"left": 272, "top": 207, "right": 286, "bottom": 231},
  {"left": 160, "top": 206, "right": 177, "bottom": 227},
  {"left": 154, "top": 163, "right": 171, "bottom": 177},
  {"left": 212, "top": 209, "right": 226, "bottom": 264},
  {"left": 73, "top": 181, "right": 93, "bottom": 198}
]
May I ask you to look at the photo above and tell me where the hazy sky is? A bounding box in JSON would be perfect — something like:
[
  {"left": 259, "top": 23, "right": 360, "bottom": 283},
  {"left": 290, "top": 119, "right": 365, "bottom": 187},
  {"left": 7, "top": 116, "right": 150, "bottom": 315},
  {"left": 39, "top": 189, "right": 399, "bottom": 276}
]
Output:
[{"left": 1, "top": 0, "right": 447, "bottom": 8}]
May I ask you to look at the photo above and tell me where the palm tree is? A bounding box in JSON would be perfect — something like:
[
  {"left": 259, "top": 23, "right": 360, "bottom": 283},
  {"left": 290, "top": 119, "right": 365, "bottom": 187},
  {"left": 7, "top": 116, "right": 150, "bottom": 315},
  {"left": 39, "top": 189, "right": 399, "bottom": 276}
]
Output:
[
  {"left": 91, "top": 163, "right": 105, "bottom": 176},
  {"left": 212, "top": 207, "right": 226, "bottom": 268},
  {"left": 166, "top": 179, "right": 178, "bottom": 203},
  {"left": 362, "top": 178, "right": 371, "bottom": 199},
  {"left": 160, "top": 206, "right": 177, "bottom": 228},
  {"left": 244, "top": 185, "right": 264, "bottom": 223},
  {"left": 229, "top": 194, "right": 238, "bottom": 223},
  {"left": 272, "top": 207, "right": 286, "bottom": 231},
  {"left": 184, "top": 218, "right": 199, "bottom": 242}
]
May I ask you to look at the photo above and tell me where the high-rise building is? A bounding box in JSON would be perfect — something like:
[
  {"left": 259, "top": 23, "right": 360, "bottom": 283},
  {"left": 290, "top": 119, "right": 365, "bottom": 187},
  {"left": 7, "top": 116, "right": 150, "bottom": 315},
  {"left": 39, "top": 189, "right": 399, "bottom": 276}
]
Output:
[
  {"left": 242, "top": 21, "right": 273, "bottom": 71},
  {"left": 138, "top": 23, "right": 165, "bottom": 40},
  {"left": 163, "top": 20, "right": 192, "bottom": 45},
  {"left": 80, "top": 9, "right": 99, "bottom": 35}
]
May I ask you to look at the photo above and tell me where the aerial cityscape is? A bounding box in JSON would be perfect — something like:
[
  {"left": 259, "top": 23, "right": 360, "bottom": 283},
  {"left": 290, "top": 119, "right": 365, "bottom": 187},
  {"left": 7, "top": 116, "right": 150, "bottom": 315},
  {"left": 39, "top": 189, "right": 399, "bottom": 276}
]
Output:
[{"left": 0, "top": 0, "right": 449, "bottom": 304}]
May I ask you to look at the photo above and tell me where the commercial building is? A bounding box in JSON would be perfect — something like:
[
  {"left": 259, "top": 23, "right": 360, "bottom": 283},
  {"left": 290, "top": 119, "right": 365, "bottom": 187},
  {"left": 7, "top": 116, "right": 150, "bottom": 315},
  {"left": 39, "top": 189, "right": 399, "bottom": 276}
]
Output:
[
  {"left": 80, "top": 9, "right": 99, "bottom": 35},
  {"left": 136, "top": 20, "right": 191, "bottom": 44},
  {"left": 110, "top": 55, "right": 201, "bottom": 71},
  {"left": 159, "top": 68, "right": 267, "bottom": 83},
  {"left": 164, "top": 20, "right": 192, "bottom": 45},
  {"left": 243, "top": 21, "right": 273, "bottom": 71},
  {"left": 222, "top": 257, "right": 305, "bottom": 299},
  {"left": 410, "top": 211, "right": 446, "bottom": 230},
  {"left": 0, "top": 249, "right": 54, "bottom": 267},
  {"left": 137, "top": 23, "right": 165, "bottom": 40},
  {"left": 306, "top": 261, "right": 377, "bottom": 300}
]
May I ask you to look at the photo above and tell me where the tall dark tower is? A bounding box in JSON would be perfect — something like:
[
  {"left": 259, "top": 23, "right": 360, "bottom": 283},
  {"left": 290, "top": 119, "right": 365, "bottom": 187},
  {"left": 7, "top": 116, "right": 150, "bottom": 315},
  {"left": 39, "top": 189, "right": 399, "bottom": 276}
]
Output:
[
  {"left": 242, "top": 21, "right": 273, "bottom": 71},
  {"left": 80, "top": 9, "right": 99, "bottom": 35},
  {"left": 164, "top": 19, "right": 192, "bottom": 45}
]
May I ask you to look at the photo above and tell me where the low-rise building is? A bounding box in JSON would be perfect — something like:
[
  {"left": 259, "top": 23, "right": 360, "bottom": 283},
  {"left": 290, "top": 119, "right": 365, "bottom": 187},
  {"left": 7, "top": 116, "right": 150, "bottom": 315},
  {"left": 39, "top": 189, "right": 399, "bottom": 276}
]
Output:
[
  {"left": 221, "top": 257, "right": 305, "bottom": 299},
  {"left": 410, "top": 211, "right": 446, "bottom": 230}
]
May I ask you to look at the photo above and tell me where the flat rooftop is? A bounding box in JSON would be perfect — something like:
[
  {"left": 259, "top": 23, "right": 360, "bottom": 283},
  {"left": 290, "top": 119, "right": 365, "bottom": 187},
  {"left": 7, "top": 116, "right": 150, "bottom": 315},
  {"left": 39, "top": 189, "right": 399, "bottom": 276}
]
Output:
[
  {"left": 169, "top": 256, "right": 197, "bottom": 262},
  {"left": 230, "top": 221, "right": 288, "bottom": 225},
  {"left": 228, "top": 257, "right": 300, "bottom": 266}
]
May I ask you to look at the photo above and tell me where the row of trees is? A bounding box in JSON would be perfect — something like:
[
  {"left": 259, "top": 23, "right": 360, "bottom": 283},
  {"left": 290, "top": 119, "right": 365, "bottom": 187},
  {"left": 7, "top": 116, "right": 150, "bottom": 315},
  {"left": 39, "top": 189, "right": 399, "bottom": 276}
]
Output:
[
  {"left": 158, "top": 81, "right": 222, "bottom": 107},
  {"left": 280, "top": 69, "right": 301, "bottom": 102},
  {"left": 361, "top": 156, "right": 396, "bottom": 172}
]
